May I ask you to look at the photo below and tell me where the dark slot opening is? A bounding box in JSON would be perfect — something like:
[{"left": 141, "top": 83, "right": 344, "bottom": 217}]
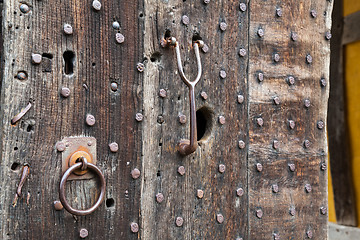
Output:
[
  {"left": 196, "top": 107, "right": 212, "bottom": 141},
  {"left": 106, "top": 198, "right": 115, "bottom": 208},
  {"left": 63, "top": 50, "right": 75, "bottom": 75},
  {"left": 11, "top": 162, "right": 20, "bottom": 171}
]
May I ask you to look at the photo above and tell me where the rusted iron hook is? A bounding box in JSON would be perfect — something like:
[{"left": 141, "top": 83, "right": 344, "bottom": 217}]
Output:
[{"left": 168, "top": 37, "right": 204, "bottom": 156}]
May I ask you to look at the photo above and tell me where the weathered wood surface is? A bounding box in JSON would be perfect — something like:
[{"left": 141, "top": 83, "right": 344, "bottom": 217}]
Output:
[
  {"left": 0, "top": 0, "right": 332, "bottom": 239},
  {"left": 247, "top": 0, "right": 332, "bottom": 238},
  {"left": 343, "top": 10, "right": 360, "bottom": 45},
  {"left": 328, "top": 0, "right": 358, "bottom": 226},
  {"left": 0, "top": 0, "right": 142, "bottom": 239},
  {"left": 142, "top": 0, "right": 248, "bottom": 239}
]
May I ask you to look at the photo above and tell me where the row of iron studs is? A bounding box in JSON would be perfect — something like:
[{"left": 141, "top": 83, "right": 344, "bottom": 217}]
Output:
[{"left": 15, "top": 0, "right": 329, "bottom": 239}]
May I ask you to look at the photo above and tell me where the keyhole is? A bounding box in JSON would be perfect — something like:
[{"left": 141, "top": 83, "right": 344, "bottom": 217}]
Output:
[
  {"left": 196, "top": 107, "right": 212, "bottom": 141},
  {"left": 63, "top": 50, "right": 75, "bottom": 75}
]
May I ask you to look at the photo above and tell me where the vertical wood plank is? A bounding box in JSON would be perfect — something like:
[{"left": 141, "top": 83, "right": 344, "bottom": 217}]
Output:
[
  {"left": 328, "top": 0, "right": 357, "bottom": 226},
  {"left": 0, "top": 0, "right": 143, "bottom": 239},
  {"left": 248, "top": 0, "right": 332, "bottom": 239},
  {"left": 142, "top": 0, "right": 248, "bottom": 239}
]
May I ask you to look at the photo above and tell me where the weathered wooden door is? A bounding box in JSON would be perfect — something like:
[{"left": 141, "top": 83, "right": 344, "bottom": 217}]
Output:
[{"left": 0, "top": 0, "right": 333, "bottom": 239}]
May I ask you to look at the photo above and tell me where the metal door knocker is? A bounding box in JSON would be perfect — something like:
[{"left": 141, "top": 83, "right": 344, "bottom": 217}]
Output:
[
  {"left": 59, "top": 156, "right": 106, "bottom": 216},
  {"left": 167, "top": 37, "right": 204, "bottom": 156}
]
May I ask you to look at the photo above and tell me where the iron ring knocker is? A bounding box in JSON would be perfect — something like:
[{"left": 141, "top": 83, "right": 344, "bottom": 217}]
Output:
[
  {"left": 59, "top": 157, "right": 106, "bottom": 216},
  {"left": 168, "top": 37, "right": 204, "bottom": 156}
]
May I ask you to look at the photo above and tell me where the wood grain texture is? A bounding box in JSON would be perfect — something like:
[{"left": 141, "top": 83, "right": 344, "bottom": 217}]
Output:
[
  {"left": 141, "top": 0, "right": 248, "bottom": 239},
  {"left": 328, "top": 0, "right": 357, "bottom": 226},
  {"left": 248, "top": 0, "right": 332, "bottom": 239},
  {"left": 0, "top": 0, "right": 143, "bottom": 239},
  {"left": 0, "top": 0, "right": 332, "bottom": 239}
]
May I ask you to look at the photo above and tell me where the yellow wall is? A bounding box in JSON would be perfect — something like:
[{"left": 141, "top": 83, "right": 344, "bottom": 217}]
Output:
[{"left": 343, "top": 0, "right": 360, "bottom": 227}]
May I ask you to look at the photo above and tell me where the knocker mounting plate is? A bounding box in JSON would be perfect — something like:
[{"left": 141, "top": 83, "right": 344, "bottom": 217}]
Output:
[{"left": 61, "top": 136, "right": 97, "bottom": 180}]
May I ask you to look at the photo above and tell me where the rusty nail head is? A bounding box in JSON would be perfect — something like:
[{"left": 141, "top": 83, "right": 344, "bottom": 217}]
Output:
[
  {"left": 306, "top": 54, "right": 313, "bottom": 64},
  {"left": 256, "top": 209, "right": 263, "bottom": 218},
  {"left": 272, "top": 184, "right": 279, "bottom": 193},
  {"left": 239, "top": 3, "right": 247, "bottom": 12},
  {"left": 307, "top": 230, "right": 313, "bottom": 239},
  {"left": 109, "top": 142, "right": 119, "bottom": 152},
  {"left": 310, "top": 9, "right": 317, "bottom": 18},
  {"left": 79, "top": 228, "right": 88, "bottom": 238},
  {"left": 239, "top": 48, "right": 247, "bottom": 57},
  {"left": 320, "top": 78, "right": 327, "bottom": 87},
  {"left": 130, "top": 222, "right": 139, "bottom": 233},
  {"left": 131, "top": 168, "right": 141, "bottom": 179},
  {"left": 178, "top": 114, "right": 187, "bottom": 124},
  {"left": 273, "top": 53, "right": 280, "bottom": 62},
  {"left": 304, "top": 99, "right": 311, "bottom": 108},
  {"left": 20, "top": 4, "right": 30, "bottom": 13},
  {"left": 92, "top": 0, "right": 101, "bottom": 11},
  {"left": 56, "top": 141, "right": 66, "bottom": 152},
  {"left": 63, "top": 24, "right": 73, "bottom": 35},
  {"left": 305, "top": 184, "right": 312, "bottom": 193},
  {"left": 238, "top": 140, "right": 245, "bottom": 149},
  {"left": 258, "top": 72, "right": 264, "bottom": 82},
  {"left": 204, "top": 0, "right": 210, "bottom": 4},
  {"left": 256, "top": 117, "right": 264, "bottom": 127},
  {"left": 159, "top": 89, "right": 167, "bottom": 98},
  {"left": 156, "top": 193, "right": 164, "bottom": 203},
  {"left": 201, "top": 91, "right": 208, "bottom": 100},
  {"left": 237, "top": 94, "right": 244, "bottom": 104},
  {"left": 288, "top": 120, "right": 295, "bottom": 129},
  {"left": 110, "top": 82, "right": 118, "bottom": 91},
  {"left": 112, "top": 21, "right": 120, "bottom": 29},
  {"left": 219, "top": 70, "right": 227, "bottom": 79},
  {"left": 288, "top": 163, "right": 295, "bottom": 172},
  {"left": 256, "top": 163, "right": 263, "bottom": 172},
  {"left": 85, "top": 114, "right": 96, "bottom": 126},
  {"left": 288, "top": 76, "right": 295, "bottom": 85},
  {"left": 317, "top": 120, "right": 324, "bottom": 129},
  {"left": 137, "top": 63, "right": 145, "bottom": 72},
  {"left": 219, "top": 22, "right": 227, "bottom": 31},
  {"left": 218, "top": 164, "right": 226, "bottom": 173},
  {"left": 54, "top": 200, "right": 63, "bottom": 211},
  {"left": 157, "top": 115, "right": 164, "bottom": 124},
  {"left": 218, "top": 116, "right": 226, "bottom": 125},
  {"left": 197, "top": 189, "right": 204, "bottom": 199},
  {"left": 176, "top": 217, "right": 184, "bottom": 227},
  {"left": 202, "top": 44, "right": 209, "bottom": 53},
  {"left": 320, "top": 207, "right": 327, "bottom": 215},
  {"left": 273, "top": 97, "right": 280, "bottom": 105},
  {"left": 31, "top": 54, "right": 42, "bottom": 64},
  {"left": 257, "top": 28, "right": 264, "bottom": 38},
  {"left": 135, "top": 113, "right": 144, "bottom": 122},
  {"left": 291, "top": 32, "right": 298, "bottom": 41},
  {"left": 320, "top": 162, "right": 327, "bottom": 171},
  {"left": 273, "top": 140, "right": 279, "bottom": 149},
  {"left": 182, "top": 15, "right": 190, "bottom": 25},
  {"left": 115, "top": 33, "right": 125, "bottom": 44},
  {"left": 290, "top": 207, "right": 296, "bottom": 216},
  {"left": 237, "top": 188, "right": 244, "bottom": 196},
  {"left": 325, "top": 32, "right": 332, "bottom": 40},
  {"left": 16, "top": 71, "right": 27, "bottom": 80},
  {"left": 60, "top": 87, "right": 71, "bottom": 98},
  {"left": 178, "top": 166, "right": 185, "bottom": 176},
  {"left": 304, "top": 140, "right": 311, "bottom": 148},
  {"left": 216, "top": 214, "right": 224, "bottom": 224},
  {"left": 276, "top": 8, "right": 282, "bottom": 17}
]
